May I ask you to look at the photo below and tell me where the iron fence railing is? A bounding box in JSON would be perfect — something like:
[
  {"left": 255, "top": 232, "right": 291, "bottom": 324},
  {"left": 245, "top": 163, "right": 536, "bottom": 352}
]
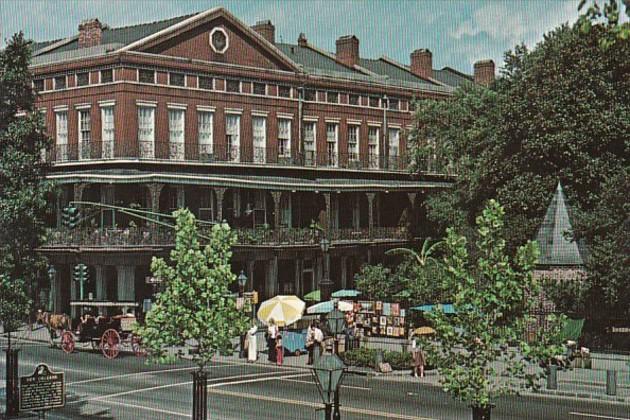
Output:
[
  {"left": 41, "top": 141, "right": 456, "bottom": 173},
  {"left": 42, "top": 226, "right": 409, "bottom": 248}
]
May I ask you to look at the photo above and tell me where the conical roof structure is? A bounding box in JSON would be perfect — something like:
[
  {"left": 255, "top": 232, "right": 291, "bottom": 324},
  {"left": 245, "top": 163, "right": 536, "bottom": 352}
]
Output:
[{"left": 535, "top": 182, "right": 589, "bottom": 266}]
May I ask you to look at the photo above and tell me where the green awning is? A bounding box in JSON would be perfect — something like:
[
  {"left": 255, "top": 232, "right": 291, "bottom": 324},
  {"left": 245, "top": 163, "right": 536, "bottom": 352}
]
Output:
[{"left": 560, "top": 318, "right": 585, "bottom": 342}]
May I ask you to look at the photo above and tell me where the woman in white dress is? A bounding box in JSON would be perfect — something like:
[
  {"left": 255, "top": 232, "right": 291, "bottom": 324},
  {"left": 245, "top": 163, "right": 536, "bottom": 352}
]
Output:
[{"left": 247, "top": 323, "right": 258, "bottom": 362}]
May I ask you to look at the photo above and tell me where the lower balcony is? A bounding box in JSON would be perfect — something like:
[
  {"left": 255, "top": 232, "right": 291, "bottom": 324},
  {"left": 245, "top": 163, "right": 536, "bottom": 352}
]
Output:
[{"left": 42, "top": 226, "right": 409, "bottom": 249}]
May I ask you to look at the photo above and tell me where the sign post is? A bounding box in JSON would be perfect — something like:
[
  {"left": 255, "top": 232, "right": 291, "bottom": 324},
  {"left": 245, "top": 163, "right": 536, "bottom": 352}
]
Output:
[{"left": 19, "top": 364, "right": 65, "bottom": 418}]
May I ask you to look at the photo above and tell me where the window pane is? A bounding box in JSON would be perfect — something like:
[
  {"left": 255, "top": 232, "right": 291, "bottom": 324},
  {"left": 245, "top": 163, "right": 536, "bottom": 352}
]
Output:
[
  {"left": 139, "top": 69, "right": 155, "bottom": 83},
  {"left": 33, "top": 79, "right": 44, "bottom": 92},
  {"left": 100, "top": 69, "right": 113, "bottom": 83},
  {"left": 54, "top": 76, "right": 66, "bottom": 90},
  {"left": 278, "top": 86, "right": 291, "bottom": 98},
  {"left": 199, "top": 76, "right": 213, "bottom": 90},
  {"left": 304, "top": 89, "right": 316, "bottom": 101},
  {"left": 278, "top": 119, "right": 291, "bottom": 157},
  {"left": 170, "top": 73, "right": 185, "bottom": 86},
  {"left": 226, "top": 79, "right": 240, "bottom": 92},
  {"left": 369, "top": 96, "right": 380, "bottom": 107},
  {"left": 252, "top": 116, "right": 266, "bottom": 163},
  {"left": 388, "top": 98, "right": 399, "bottom": 110},
  {"left": 253, "top": 82, "right": 266, "bottom": 95},
  {"left": 327, "top": 92, "right": 338, "bottom": 103},
  {"left": 77, "top": 72, "right": 89, "bottom": 86},
  {"left": 349, "top": 94, "right": 359, "bottom": 105},
  {"left": 138, "top": 107, "right": 155, "bottom": 158}
]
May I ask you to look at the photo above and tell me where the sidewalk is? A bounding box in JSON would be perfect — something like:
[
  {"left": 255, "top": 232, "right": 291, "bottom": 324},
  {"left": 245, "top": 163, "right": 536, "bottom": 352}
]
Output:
[{"left": 4, "top": 326, "right": 629, "bottom": 405}]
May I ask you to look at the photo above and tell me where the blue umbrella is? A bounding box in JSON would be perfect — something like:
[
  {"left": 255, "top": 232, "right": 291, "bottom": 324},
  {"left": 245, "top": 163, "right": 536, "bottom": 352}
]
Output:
[
  {"left": 410, "top": 303, "right": 456, "bottom": 314},
  {"left": 307, "top": 300, "right": 353, "bottom": 314},
  {"left": 331, "top": 289, "right": 361, "bottom": 298}
]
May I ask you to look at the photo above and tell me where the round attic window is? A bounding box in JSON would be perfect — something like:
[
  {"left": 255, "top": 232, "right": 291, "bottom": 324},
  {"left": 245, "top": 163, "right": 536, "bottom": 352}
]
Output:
[{"left": 210, "top": 27, "right": 228, "bottom": 54}]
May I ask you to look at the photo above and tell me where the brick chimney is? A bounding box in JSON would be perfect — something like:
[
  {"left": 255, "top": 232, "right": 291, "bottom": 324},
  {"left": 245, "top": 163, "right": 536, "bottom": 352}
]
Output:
[
  {"left": 336, "top": 35, "right": 359, "bottom": 67},
  {"left": 298, "top": 33, "right": 308, "bottom": 47},
  {"left": 78, "top": 18, "right": 103, "bottom": 48},
  {"left": 252, "top": 20, "right": 275, "bottom": 44},
  {"left": 410, "top": 49, "right": 432, "bottom": 80},
  {"left": 474, "top": 59, "right": 495, "bottom": 87}
]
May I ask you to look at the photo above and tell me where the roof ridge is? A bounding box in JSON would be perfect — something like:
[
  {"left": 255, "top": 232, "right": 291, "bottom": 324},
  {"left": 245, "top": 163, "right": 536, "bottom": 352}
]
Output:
[
  {"left": 379, "top": 55, "right": 447, "bottom": 86},
  {"left": 438, "top": 66, "right": 473, "bottom": 80},
  {"left": 105, "top": 12, "right": 199, "bottom": 32}
]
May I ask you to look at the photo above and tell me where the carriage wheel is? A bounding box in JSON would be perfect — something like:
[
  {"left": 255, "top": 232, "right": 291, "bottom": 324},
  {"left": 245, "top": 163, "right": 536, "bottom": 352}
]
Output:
[
  {"left": 131, "top": 334, "right": 147, "bottom": 357},
  {"left": 61, "top": 331, "right": 75, "bottom": 354},
  {"left": 100, "top": 329, "right": 121, "bottom": 359}
]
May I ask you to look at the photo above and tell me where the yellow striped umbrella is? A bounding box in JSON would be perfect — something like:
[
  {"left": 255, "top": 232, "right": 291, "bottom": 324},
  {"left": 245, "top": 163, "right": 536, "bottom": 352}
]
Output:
[{"left": 257, "top": 295, "right": 305, "bottom": 327}]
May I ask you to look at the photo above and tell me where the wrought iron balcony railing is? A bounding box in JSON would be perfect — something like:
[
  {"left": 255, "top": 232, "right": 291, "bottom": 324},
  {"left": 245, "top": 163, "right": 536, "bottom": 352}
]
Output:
[
  {"left": 43, "top": 140, "right": 455, "bottom": 174},
  {"left": 42, "top": 226, "right": 409, "bottom": 248}
]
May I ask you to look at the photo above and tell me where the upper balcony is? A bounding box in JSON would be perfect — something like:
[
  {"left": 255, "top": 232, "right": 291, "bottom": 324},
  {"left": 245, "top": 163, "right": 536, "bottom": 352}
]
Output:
[
  {"left": 47, "top": 140, "right": 421, "bottom": 173},
  {"left": 42, "top": 225, "right": 409, "bottom": 250}
]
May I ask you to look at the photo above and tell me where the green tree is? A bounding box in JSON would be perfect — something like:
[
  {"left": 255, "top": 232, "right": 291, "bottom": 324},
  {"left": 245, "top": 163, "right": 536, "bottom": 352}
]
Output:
[
  {"left": 425, "top": 200, "right": 565, "bottom": 417},
  {"left": 0, "top": 275, "right": 31, "bottom": 342},
  {"left": 354, "top": 264, "right": 395, "bottom": 301},
  {"left": 0, "top": 32, "right": 54, "bottom": 320},
  {"left": 136, "top": 209, "right": 248, "bottom": 370},
  {"left": 409, "top": 19, "right": 630, "bottom": 322}
]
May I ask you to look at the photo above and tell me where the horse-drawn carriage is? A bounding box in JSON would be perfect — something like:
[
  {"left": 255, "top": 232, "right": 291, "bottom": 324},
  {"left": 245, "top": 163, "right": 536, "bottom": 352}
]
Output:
[{"left": 39, "top": 301, "right": 145, "bottom": 359}]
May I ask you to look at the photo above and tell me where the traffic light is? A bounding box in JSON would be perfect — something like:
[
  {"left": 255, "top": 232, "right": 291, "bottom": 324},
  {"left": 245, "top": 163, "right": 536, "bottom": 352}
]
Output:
[
  {"left": 73, "top": 263, "right": 88, "bottom": 300},
  {"left": 62, "top": 206, "right": 80, "bottom": 229}
]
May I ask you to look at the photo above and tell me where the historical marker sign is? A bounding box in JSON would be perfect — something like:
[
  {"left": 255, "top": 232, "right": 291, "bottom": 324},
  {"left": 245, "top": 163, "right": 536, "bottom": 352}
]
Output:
[{"left": 19, "top": 364, "right": 65, "bottom": 411}]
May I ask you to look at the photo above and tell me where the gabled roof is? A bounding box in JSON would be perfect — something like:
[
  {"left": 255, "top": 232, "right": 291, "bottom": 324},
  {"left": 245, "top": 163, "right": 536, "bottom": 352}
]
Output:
[
  {"left": 535, "top": 182, "right": 589, "bottom": 266},
  {"left": 432, "top": 67, "right": 473, "bottom": 88}
]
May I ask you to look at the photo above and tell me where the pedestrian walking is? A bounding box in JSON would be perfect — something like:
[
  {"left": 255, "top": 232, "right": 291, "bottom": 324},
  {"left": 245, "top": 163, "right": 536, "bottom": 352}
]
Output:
[
  {"left": 306, "top": 322, "right": 315, "bottom": 365},
  {"left": 410, "top": 332, "right": 425, "bottom": 378},
  {"left": 247, "top": 322, "right": 258, "bottom": 363},
  {"left": 276, "top": 334, "right": 284, "bottom": 366},
  {"left": 267, "top": 319, "right": 278, "bottom": 362},
  {"left": 344, "top": 311, "right": 355, "bottom": 351},
  {"left": 313, "top": 321, "right": 324, "bottom": 361}
]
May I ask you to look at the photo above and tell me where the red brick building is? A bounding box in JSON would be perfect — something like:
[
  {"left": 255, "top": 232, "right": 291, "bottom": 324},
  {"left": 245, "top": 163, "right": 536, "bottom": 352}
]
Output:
[{"left": 31, "top": 7, "right": 494, "bottom": 314}]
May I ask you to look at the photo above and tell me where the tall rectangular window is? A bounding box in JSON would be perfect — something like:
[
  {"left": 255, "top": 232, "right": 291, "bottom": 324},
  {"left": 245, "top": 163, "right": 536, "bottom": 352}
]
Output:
[
  {"left": 368, "top": 126, "right": 379, "bottom": 168},
  {"left": 138, "top": 106, "right": 155, "bottom": 158},
  {"left": 303, "top": 121, "right": 316, "bottom": 166},
  {"left": 388, "top": 128, "right": 400, "bottom": 169},
  {"left": 348, "top": 125, "right": 359, "bottom": 162},
  {"left": 78, "top": 109, "right": 91, "bottom": 160},
  {"left": 225, "top": 114, "right": 240, "bottom": 162},
  {"left": 168, "top": 109, "right": 185, "bottom": 160},
  {"left": 326, "top": 123, "right": 338, "bottom": 167},
  {"left": 101, "top": 106, "right": 115, "bottom": 159},
  {"left": 252, "top": 116, "right": 266, "bottom": 163},
  {"left": 55, "top": 111, "right": 68, "bottom": 161},
  {"left": 198, "top": 111, "right": 213, "bottom": 160},
  {"left": 278, "top": 119, "right": 291, "bottom": 158}
]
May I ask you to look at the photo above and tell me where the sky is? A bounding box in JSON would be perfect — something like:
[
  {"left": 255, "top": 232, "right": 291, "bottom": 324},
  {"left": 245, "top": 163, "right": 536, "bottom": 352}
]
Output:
[{"left": 0, "top": 0, "right": 584, "bottom": 74}]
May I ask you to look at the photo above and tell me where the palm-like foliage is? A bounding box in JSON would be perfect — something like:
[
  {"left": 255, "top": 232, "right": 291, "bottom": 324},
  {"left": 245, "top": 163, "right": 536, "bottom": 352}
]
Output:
[{"left": 386, "top": 237, "right": 442, "bottom": 267}]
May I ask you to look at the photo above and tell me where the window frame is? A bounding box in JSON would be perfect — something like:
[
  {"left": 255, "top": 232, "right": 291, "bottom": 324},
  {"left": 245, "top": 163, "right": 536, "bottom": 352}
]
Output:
[
  {"left": 277, "top": 118, "right": 291, "bottom": 158},
  {"left": 198, "top": 76, "right": 214, "bottom": 90},
  {"left": 100, "top": 105, "right": 115, "bottom": 159},
  {"left": 225, "top": 113, "right": 241, "bottom": 162},
  {"left": 226, "top": 79, "right": 241, "bottom": 93},
  {"left": 168, "top": 108, "right": 186, "bottom": 160},
  {"left": 326, "top": 91, "right": 339, "bottom": 104},
  {"left": 99, "top": 69, "right": 113, "bottom": 84},
  {"left": 347, "top": 124, "right": 360, "bottom": 161},
  {"left": 278, "top": 85, "right": 291, "bottom": 98},
  {"left": 137, "top": 105, "right": 156, "bottom": 158},
  {"left": 253, "top": 82, "right": 267, "bottom": 95},
  {"left": 197, "top": 110, "right": 214, "bottom": 158},
  {"left": 138, "top": 69, "right": 156, "bottom": 84},
  {"left": 76, "top": 72, "right": 89, "bottom": 87},
  {"left": 54, "top": 75, "right": 66, "bottom": 90},
  {"left": 168, "top": 72, "right": 186, "bottom": 87}
]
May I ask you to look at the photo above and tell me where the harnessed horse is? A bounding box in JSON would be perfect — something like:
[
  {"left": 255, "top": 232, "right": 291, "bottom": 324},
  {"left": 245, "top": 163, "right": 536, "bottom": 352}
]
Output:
[{"left": 36, "top": 310, "right": 71, "bottom": 346}]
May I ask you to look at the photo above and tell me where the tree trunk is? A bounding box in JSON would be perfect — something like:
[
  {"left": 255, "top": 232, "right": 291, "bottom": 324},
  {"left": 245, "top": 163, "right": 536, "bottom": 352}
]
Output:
[
  {"left": 471, "top": 405, "right": 492, "bottom": 420},
  {"left": 192, "top": 370, "right": 208, "bottom": 420}
]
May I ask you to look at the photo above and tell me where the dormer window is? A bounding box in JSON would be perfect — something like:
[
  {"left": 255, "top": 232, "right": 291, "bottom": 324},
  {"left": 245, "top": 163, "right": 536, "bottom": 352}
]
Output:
[{"left": 210, "top": 27, "right": 229, "bottom": 54}]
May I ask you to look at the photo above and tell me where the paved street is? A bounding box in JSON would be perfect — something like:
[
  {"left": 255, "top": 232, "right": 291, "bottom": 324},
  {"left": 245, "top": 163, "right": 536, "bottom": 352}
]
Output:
[{"left": 2, "top": 335, "right": 629, "bottom": 420}]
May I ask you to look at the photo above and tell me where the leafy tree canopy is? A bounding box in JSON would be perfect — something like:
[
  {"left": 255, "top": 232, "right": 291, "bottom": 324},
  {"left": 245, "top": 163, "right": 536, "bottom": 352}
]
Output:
[
  {"left": 136, "top": 209, "right": 249, "bottom": 370},
  {"left": 425, "top": 200, "right": 565, "bottom": 410},
  {"left": 408, "top": 18, "right": 629, "bottom": 320},
  {"left": 0, "top": 32, "right": 53, "bottom": 323}
]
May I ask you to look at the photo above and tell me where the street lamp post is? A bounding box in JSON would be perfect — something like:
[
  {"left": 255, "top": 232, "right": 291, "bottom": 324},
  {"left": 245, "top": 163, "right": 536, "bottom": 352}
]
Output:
[
  {"left": 47, "top": 265, "right": 56, "bottom": 312},
  {"left": 311, "top": 353, "right": 346, "bottom": 420},
  {"left": 319, "top": 238, "right": 333, "bottom": 302},
  {"left": 238, "top": 270, "right": 248, "bottom": 359}
]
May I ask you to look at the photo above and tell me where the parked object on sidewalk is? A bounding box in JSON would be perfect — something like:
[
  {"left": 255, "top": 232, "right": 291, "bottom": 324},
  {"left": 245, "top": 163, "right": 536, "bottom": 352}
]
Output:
[
  {"left": 282, "top": 330, "right": 307, "bottom": 356},
  {"left": 257, "top": 295, "right": 305, "bottom": 327}
]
